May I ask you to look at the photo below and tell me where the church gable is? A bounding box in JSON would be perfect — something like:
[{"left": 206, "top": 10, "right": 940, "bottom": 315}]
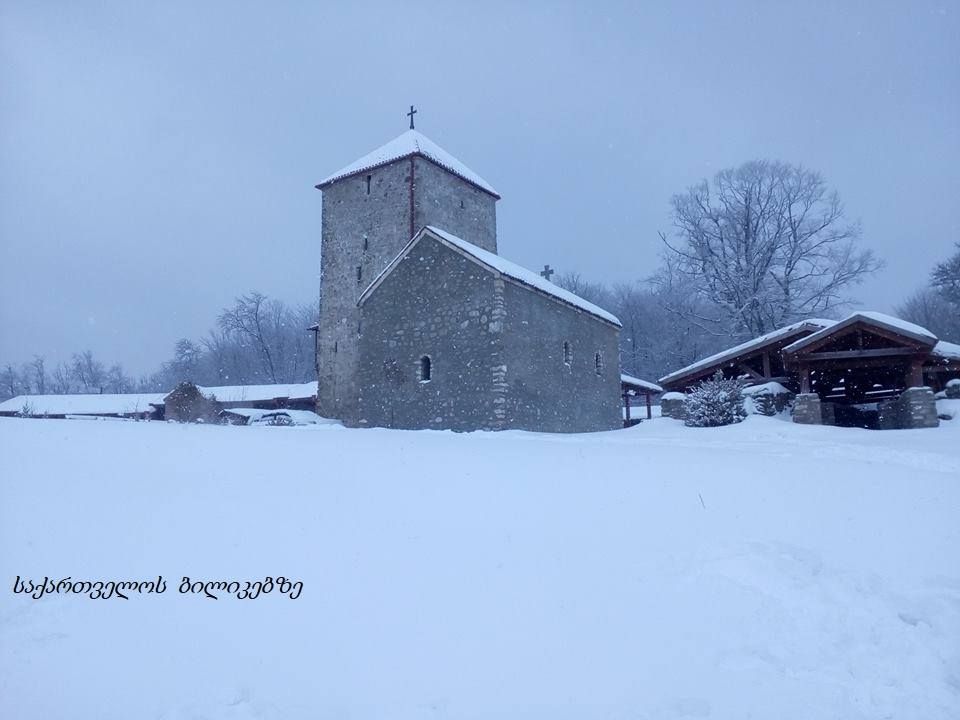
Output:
[
  {"left": 359, "top": 227, "right": 621, "bottom": 329},
  {"left": 355, "top": 232, "right": 503, "bottom": 431}
]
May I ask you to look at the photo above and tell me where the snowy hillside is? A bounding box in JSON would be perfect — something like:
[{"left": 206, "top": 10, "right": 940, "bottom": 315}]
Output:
[{"left": 1, "top": 416, "right": 958, "bottom": 719}]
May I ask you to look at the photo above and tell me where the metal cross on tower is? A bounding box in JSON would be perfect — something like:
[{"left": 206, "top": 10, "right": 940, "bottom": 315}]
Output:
[
  {"left": 540, "top": 264, "right": 555, "bottom": 281},
  {"left": 407, "top": 105, "right": 417, "bottom": 130}
]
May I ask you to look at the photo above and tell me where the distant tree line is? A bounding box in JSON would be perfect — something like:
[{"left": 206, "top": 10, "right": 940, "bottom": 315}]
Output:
[
  {"left": 896, "top": 241, "right": 960, "bottom": 343},
  {"left": 141, "top": 291, "right": 318, "bottom": 391},
  {"left": 1, "top": 351, "right": 137, "bottom": 400},
  {"left": 0, "top": 292, "right": 318, "bottom": 402}
]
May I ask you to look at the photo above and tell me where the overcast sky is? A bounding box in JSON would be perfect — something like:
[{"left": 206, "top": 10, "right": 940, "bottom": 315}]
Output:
[{"left": 2, "top": 1, "right": 958, "bottom": 375}]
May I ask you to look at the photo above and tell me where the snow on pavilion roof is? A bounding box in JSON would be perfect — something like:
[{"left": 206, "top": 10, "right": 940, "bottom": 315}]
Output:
[
  {"left": 620, "top": 374, "right": 663, "bottom": 393},
  {"left": 658, "top": 319, "right": 836, "bottom": 386},
  {"left": 316, "top": 129, "right": 500, "bottom": 198},
  {"left": 782, "top": 311, "right": 938, "bottom": 355},
  {"left": 931, "top": 340, "right": 960, "bottom": 361},
  {"left": 359, "top": 226, "right": 622, "bottom": 328}
]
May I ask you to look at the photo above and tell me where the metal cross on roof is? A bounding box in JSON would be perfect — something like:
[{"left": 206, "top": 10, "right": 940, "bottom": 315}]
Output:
[
  {"left": 407, "top": 105, "right": 417, "bottom": 130},
  {"left": 540, "top": 264, "right": 555, "bottom": 281}
]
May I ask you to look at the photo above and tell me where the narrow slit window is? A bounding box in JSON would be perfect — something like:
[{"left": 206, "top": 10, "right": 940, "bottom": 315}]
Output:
[
  {"left": 420, "top": 355, "right": 432, "bottom": 382},
  {"left": 365, "top": 175, "right": 371, "bottom": 194},
  {"left": 362, "top": 235, "right": 369, "bottom": 251},
  {"left": 595, "top": 351, "right": 603, "bottom": 375},
  {"left": 563, "top": 341, "right": 572, "bottom": 366},
  {"left": 356, "top": 265, "right": 363, "bottom": 283}
]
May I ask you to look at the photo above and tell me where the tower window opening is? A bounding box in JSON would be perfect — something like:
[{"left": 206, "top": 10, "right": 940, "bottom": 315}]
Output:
[
  {"left": 362, "top": 235, "right": 369, "bottom": 251},
  {"left": 356, "top": 265, "right": 363, "bottom": 283},
  {"left": 563, "top": 341, "right": 572, "bottom": 366},
  {"left": 595, "top": 351, "right": 604, "bottom": 375},
  {"left": 460, "top": 199, "right": 465, "bottom": 209},
  {"left": 365, "top": 175, "right": 371, "bottom": 194},
  {"left": 419, "top": 355, "right": 432, "bottom": 382}
]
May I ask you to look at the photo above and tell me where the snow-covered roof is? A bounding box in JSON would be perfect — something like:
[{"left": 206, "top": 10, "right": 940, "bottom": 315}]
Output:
[
  {"left": 620, "top": 374, "right": 663, "bottom": 393},
  {"left": 658, "top": 319, "right": 835, "bottom": 386},
  {"left": 196, "top": 382, "right": 318, "bottom": 404},
  {"left": 316, "top": 129, "right": 500, "bottom": 198},
  {"left": 742, "top": 381, "right": 792, "bottom": 396},
  {"left": 0, "top": 392, "right": 165, "bottom": 416},
  {"left": 359, "top": 226, "right": 621, "bottom": 327},
  {"left": 783, "top": 312, "right": 938, "bottom": 354},
  {"left": 932, "top": 340, "right": 960, "bottom": 361}
]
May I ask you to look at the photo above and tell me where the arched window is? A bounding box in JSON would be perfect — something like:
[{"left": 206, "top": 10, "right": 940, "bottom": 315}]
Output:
[
  {"left": 563, "top": 341, "right": 572, "bottom": 366},
  {"left": 419, "top": 355, "right": 432, "bottom": 382},
  {"left": 595, "top": 351, "right": 604, "bottom": 375}
]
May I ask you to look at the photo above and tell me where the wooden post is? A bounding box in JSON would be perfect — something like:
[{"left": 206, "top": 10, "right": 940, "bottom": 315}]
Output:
[
  {"left": 908, "top": 357, "right": 924, "bottom": 388},
  {"left": 762, "top": 352, "right": 772, "bottom": 379},
  {"left": 800, "top": 365, "right": 811, "bottom": 394},
  {"left": 624, "top": 393, "right": 631, "bottom": 425},
  {"left": 646, "top": 392, "right": 652, "bottom": 420}
]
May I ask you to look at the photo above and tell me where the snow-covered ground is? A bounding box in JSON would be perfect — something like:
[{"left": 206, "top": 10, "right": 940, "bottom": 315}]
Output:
[{"left": 1, "top": 415, "right": 958, "bottom": 719}]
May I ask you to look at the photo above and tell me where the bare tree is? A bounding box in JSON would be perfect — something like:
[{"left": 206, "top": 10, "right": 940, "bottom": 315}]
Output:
[
  {"left": 105, "top": 364, "right": 133, "bottom": 393},
  {"left": 897, "top": 288, "right": 960, "bottom": 342},
  {"left": 71, "top": 351, "right": 106, "bottom": 393},
  {"left": 931, "top": 241, "right": 960, "bottom": 306},
  {"left": 51, "top": 362, "right": 73, "bottom": 394},
  {"left": 662, "top": 160, "right": 881, "bottom": 337},
  {"left": 29, "top": 356, "right": 46, "bottom": 394},
  {"left": 1, "top": 364, "right": 21, "bottom": 400},
  {"left": 218, "top": 292, "right": 281, "bottom": 383}
]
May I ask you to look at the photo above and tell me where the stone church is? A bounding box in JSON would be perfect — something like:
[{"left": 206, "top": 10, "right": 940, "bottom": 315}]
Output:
[{"left": 315, "top": 118, "right": 622, "bottom": 432}]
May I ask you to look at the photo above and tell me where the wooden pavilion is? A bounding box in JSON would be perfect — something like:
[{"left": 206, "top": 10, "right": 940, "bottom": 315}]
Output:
[{"left": 658, "top": 312, "right": 960, "bottom": 429}]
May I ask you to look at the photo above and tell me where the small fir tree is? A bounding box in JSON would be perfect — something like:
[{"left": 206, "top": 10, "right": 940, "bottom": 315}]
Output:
[
  {"left": 752, "top": 393, "right": 777, "bottom": 416},
  {"left": 684, "top": 370, "right": 748, "bottom": 427}
]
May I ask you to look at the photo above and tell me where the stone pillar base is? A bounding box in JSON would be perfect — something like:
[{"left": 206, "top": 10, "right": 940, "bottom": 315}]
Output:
[
  {"left": 792, "top": 393, "right": 822, "bottom": 424},
  {"left": 900, "top": 387, "right": 939, "bottom": 429},
  {"left": 877, "top": 387, "right": 939, "bottom": 429}
]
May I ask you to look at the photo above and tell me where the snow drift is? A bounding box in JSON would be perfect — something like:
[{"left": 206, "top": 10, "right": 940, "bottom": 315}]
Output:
[{"left": 1, "top": 416, "right": 958, "bottom": 719}]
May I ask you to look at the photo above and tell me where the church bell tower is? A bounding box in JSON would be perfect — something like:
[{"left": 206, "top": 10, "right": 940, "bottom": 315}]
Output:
[{"left": 314, "top": 110, "right": 500, "bottom": 421}]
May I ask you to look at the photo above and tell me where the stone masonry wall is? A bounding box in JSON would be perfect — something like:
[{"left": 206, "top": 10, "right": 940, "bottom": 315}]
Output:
[
  {"left": 792, "top": 393, "right": 822, "bottom": 424},
  {"left": 878, "top": 387, "right": 940, "bottom": 429},
  {"left": 355, "top": 238, "right": 501, "bottom": 431},
  {"left": 501, "top": 281, "right": 622, "bottom": 432},
  {"left": 317, "top": 156, "right": 498, "bottom": 420},
  {"left": 413, "top": 157, "right": 498, "bottom": 254}
]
